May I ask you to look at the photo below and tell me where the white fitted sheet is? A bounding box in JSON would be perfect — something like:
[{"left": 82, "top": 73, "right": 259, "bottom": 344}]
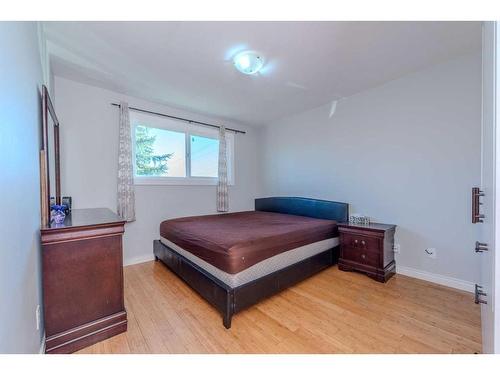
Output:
[{"left": 159, "top": 236, "right": 339, "bottom": 288}]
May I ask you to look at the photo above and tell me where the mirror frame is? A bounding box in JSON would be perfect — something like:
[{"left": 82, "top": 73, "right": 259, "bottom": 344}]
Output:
[{"left": 40, "top": 85, "right": 61, "bottom": 228}]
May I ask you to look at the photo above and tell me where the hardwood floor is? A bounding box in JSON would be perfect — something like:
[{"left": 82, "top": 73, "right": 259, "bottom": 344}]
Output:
[{"left": 77, "top": 261, "right": 482, "bottom": 354}]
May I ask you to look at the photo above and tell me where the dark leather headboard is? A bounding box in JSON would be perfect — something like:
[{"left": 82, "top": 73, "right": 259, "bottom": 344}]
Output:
[{"left": 255, "top": 197, "right": 349, "bottom": 223}]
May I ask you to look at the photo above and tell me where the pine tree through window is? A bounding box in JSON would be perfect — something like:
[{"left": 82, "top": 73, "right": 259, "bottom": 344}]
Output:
[{"left": 130, "top": 111, "right": 234, "bottom": 185}]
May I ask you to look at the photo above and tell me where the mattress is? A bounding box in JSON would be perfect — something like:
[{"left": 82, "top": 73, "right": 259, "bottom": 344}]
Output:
[
  {"left": 160, "top": 236, "right": 339, "bottom": 288},
  {"left": 159, "top": 210, "right": 338, "bottom": 274}
]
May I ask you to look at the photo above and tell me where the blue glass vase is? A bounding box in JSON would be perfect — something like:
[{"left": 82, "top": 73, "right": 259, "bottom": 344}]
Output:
[{"left": 50, "top": 204, "right": 67, "bottom": 225}]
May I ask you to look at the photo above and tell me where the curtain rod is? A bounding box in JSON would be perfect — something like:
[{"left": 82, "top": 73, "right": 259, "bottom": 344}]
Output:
[{"left": 110, "top": 103, "right": 246, "bottom": 134}]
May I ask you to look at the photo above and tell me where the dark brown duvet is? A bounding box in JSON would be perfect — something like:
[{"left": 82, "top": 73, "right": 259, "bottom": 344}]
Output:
[{"left": 159, "top": 211, "right": 338, "bottom": 274}]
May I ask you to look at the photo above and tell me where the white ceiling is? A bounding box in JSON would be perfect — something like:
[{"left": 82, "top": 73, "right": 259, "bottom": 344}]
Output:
[{"left": 44, "top": 21, "right": 481, "bottom": 126}]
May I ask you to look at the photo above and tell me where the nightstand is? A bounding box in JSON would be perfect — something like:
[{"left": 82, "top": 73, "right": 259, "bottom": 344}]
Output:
[{"left": 338, "top": 222, "right": 396, "bottom": 282}]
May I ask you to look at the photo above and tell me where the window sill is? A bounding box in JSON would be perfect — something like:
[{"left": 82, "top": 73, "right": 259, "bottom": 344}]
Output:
[{"left": 134, "top": 177, "right": 234, "bottom": 186}]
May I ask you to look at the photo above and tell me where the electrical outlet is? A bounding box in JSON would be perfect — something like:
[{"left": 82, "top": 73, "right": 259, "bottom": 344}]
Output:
[
  {"left": 425, "top": 248, "right": 437, "bottom": 259},
  {"left": 393, "top": 243, "right": 400, "bottom": 253},
  {"left": 36, "top": 305, "right": 41, "bottom": 331}
]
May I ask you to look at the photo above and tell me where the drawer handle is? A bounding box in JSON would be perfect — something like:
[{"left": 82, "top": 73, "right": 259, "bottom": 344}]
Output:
[
  {"left": 361, "top": 254, "right": 366, "bottom": 259},
  {"left": 361, "top": 240, "right": 366, "bottom": 246}
]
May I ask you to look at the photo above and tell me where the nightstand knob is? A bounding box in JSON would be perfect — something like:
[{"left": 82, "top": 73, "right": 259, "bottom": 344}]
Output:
[
  {"left": 361, "top": 240, "right": 366, "bottom": 246},
  {"left": 354, "top": 239, "right": 358, "bottom": 244},
  {"left": 361, "top": 254, "right": 366, "bottom": 259}
]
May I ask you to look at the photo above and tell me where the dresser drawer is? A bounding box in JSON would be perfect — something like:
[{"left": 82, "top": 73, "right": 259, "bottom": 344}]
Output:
[
  {"left": 340, "top": 233, "right": 380, "bottom": 253},
  {"left": 341, "top": 246, "right": 380, "bottom": 267}
]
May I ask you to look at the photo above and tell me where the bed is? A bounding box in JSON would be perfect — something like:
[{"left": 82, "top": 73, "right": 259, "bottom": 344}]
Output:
[{"left": 153, "top": 197, "right": 349, "bottom": 328}]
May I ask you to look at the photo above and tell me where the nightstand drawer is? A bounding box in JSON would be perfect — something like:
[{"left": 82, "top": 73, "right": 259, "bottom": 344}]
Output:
[
  {"left": 341, "top": 246, "right": 379, "bottom": 267},
  {"left": 340, "top": 233, "right": 380, "bottom": 253},
  {"left": 338, "top": 222, "right": 396, "bottom": 283}
]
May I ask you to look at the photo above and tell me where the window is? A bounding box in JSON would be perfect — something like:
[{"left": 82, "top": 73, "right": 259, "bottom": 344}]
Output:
[
  {"left": 190, "top": 135, "right": 219, "bottom": 178},
  {"left": 134, "top": 125, "right": 186, "bottom": 177},
  {"left": 130, "top": 111, "right": 234, "bottom": 185}
]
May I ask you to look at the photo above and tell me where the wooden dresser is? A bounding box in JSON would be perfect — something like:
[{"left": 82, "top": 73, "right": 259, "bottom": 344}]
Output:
[
  {"left": 41, "top": 208, "right": 127, "bottom": 354},
  {"left": 338, "top": 222, "right": 396, "bottom": 282}
]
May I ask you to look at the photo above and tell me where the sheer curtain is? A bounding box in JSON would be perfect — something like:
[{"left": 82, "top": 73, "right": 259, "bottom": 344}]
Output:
[
  {"left": 217, "top": 125, "right": 229, "bottom": 212},
  {"left": 117, "top": 101, "right": 136, "bottom": 221}
]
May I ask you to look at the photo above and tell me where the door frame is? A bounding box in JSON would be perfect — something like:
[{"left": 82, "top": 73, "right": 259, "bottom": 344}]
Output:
[{"left": 494, "top": 21, "right": 500, "bottom": 353}]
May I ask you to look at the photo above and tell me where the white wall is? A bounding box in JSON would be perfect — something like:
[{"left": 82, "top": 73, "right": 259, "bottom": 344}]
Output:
[
  {"left": 54, "top": 77, "right": 261, "bottom": 265},
  {"left": 0, "top": 22, "right": 44, "bottom": 353},
  {"left": 259, "top": 53, "right": 482, "bottom": 288}
]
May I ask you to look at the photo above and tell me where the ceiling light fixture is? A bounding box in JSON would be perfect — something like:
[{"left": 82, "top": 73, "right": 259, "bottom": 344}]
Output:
[{"left": 233, "top": 50, "right": 264, "bottom": 75}]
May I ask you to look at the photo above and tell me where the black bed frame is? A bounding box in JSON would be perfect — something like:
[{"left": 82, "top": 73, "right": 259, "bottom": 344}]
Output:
[{"left": 153, "top": 197, "right": 349, "bottom": 328}]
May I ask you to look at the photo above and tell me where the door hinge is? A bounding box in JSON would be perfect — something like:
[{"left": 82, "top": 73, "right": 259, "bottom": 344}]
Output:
[
  {"left": 475, "top": 241, "right": 489, "bottom": 253},
  {"left": 475, "top": 284, "right": 487, "bottom": 304},
  {"left": 472, "top": 187, "right": 485, "bottom": 223}
]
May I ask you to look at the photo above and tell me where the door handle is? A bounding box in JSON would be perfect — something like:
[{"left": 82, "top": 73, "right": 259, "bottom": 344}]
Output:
[
  {"left": 475, "top": 284, "right": 487, "bottom": 304},
  {"left": 475, "top": 241, "right": 489, "bottom": 253}
]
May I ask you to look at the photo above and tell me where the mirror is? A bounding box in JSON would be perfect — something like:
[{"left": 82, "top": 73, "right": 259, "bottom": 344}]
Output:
[{"left": 40, "top": 85, "right": 61, "bottom": 228}]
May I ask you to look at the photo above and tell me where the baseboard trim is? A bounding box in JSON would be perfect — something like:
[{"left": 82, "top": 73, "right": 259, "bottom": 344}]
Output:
[
  {"left": 124, "top": 254, "right": 155, "bottom": 267},
  {"left": 396, "top": 266, "right": 474, "bottom": 293}
]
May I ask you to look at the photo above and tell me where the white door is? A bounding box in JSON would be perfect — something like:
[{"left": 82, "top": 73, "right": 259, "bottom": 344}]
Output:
[{"left": 479, "top": 21, "right": 496, "bottom": 354}]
